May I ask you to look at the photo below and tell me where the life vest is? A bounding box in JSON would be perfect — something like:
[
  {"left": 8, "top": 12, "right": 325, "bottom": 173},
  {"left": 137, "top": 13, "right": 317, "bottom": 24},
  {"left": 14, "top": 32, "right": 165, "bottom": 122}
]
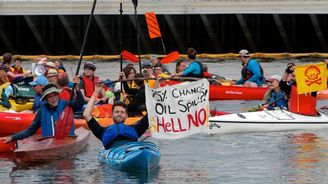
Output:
[
  {"left": 268, "top": 90, "right": 288, "bottom": 110},
  {"left": 9, "top": 66, "right": 24, "bottom": 82},
  {"left": 101, "top": 123, "right": 138, "bottom": 149},
  {"left": 82, "top": 75, "right": 99, "bottom": 98},
  {"left": 289, "top": 85, "right": 317, "bottom": 116},
  {"left": 241, "top": 59, "right": 264, "bottom": 81},
  {"left": 185, "top": 61, "right": 204, "bottom": 78},
  {"left": 59, "top": 87, "right": 71, "bottom": 101},
  {"left": 40, "top": 100, "right": 75, "bottom": 138}
]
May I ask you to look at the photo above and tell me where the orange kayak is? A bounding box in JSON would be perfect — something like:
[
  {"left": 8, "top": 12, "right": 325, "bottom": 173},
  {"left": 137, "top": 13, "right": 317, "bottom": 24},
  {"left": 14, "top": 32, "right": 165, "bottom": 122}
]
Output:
[{"left": 0, "top": 112, "right": 141, "bottom": 136}]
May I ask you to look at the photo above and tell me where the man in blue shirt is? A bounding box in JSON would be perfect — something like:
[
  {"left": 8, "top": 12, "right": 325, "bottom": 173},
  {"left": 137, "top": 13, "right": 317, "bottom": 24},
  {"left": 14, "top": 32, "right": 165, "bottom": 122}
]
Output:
[
  {"left": 236, "top": 49, "right": 264, "bottom": 87},
  {"left": 29, "top": 76, "right": 48, "bottom": 112}
]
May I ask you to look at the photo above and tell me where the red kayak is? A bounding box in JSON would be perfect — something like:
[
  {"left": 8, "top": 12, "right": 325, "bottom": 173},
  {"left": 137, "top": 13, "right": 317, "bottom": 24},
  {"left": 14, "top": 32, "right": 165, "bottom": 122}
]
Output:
[
  {"left": 161, "top": 80, "right": 268, "bottom": 100},
  {"left": 13, "top": 127, "right": 90, "bottom": 164},
  {"left": 0, "top": 140, "right": 15, "bottom": 152}
]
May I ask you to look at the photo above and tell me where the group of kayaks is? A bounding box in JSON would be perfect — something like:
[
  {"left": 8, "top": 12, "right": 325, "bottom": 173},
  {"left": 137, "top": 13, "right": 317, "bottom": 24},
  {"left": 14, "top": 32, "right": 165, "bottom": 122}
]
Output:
[{"left": 1, "top": 79, "right": 328, "bottom": 173}]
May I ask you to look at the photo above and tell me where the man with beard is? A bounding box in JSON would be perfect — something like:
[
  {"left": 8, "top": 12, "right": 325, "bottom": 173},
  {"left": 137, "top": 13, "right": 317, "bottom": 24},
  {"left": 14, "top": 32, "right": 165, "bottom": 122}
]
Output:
[{"left": 83, "top": 83, "right": 149, "bottom": 149}]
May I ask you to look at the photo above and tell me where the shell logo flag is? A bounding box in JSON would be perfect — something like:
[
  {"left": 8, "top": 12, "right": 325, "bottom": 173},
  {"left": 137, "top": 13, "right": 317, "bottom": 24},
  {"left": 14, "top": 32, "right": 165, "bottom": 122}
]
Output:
[
  {"left": 295, "top": 62, "right": 327, "bottom": 94},
  {"left": 145, "top": 12, "right": 162, "bottom": 39}
]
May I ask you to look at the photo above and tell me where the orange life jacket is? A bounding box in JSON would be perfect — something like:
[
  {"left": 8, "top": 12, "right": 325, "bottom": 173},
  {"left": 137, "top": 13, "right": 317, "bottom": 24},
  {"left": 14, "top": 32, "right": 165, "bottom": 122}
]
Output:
[
  {"left": 82, "top": 76, "right": 99, "bottom": 98},
  {"left": 289, "top": 85, "right": 317, "bottom": 116}
]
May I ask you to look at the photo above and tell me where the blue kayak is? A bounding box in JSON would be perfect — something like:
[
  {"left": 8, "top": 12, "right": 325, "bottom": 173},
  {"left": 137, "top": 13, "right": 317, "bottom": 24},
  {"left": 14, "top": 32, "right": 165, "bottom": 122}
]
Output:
[{"left": 98, "top": 141, "right": 160, "bottom": 172}]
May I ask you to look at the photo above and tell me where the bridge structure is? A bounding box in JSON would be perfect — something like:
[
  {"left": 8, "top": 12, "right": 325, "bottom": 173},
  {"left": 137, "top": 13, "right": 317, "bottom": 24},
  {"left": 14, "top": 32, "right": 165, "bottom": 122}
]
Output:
[{"left": 0, "top": 0, "right": 327, "bottom": 55}]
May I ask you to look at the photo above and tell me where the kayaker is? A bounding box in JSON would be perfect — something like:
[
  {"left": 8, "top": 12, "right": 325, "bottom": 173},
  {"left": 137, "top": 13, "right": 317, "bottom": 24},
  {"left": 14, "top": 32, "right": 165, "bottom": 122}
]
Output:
[
  {"left": 46, "top": 68, "right": 58, "bottom": 85},
  {"left": 173, "top": 48, "right": 204, "bottom": 78},
  {"left": 29, "top": 76, "right": 49, "bottom": 112},
  {"left": 57, "top": 72, "right": 71, "bottom": 101},
  {"left": 54, "top": 60, "right": 66, "bottom": 73},
  {"left": 260, "top": 75, "right": 288, "bottom": 110},
  {"left": 175, "top": 60, "right": 187, "bottom": 74},
  {"left": 0, "top": 82, "right": 84, "bottom": 143},
  {"left": 141, "top": 62, "right": 156, "bottom": 88},
  {"left": 235, "top": 49, "right": 265, "bottom": 87},
  {"left": 279, "top": 64, "right": 318, "bottom": 116},
  {"left": 83, "top": 83, "right": 149, "bottom": 149},
  {"left": 117, "top": 65, "right": 137, "bottom": 104},
  {"left": 150, "top": 54, "right": 170, "bottom": 74},
  {"left": 121, "top": 73, "right": 146, "bottom": 117},
  {"left": 1, "top": 53, "right": 30, "bottom": 83},
  {"left": 9, "top": 56, "right": 27, "bottom": 82},
  {"left": 153, "top": 63, "right": 170, "bottom": 78},
  {"left": 79, "top": 62, "right": 108, "bottom": 104}
]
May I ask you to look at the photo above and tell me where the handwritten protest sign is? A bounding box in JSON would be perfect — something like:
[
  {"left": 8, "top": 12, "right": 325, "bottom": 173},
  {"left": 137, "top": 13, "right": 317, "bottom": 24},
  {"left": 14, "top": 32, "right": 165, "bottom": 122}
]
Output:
[{"left": 145, "top": 79, "right": 209, "bottom": 139}]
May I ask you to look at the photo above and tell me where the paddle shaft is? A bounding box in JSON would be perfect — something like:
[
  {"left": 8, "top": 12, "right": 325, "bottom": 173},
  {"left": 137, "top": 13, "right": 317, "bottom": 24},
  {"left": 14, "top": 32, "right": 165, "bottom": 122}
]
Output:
[
  {"left": 132, "top": 0, "right": 142, "bottom": 74},
  {"left": 119, "top": 1, "right": 123, "bottom": 93}
]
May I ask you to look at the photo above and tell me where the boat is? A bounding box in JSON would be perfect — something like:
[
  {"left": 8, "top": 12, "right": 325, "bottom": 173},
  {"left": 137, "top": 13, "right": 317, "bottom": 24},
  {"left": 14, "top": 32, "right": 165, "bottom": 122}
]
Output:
[
  {"left": 0, "top": 140, "right": 15, "bottom": 152},
  {"left": 208, "top": 110, "right": 328, "bottom": 135},
  {"left": 318, "top": 89, "right": 328, "bottom": 100},
  {"left": 161, "top": 80, "right": 268, "bottom": 100},
  {"left": 0, "top": 112, "right": 141, "bottom": 136},
  {"left": 13, "top": 127, "right": 90, "bottom": 164},
  {"left": 98, "top": 141, "right": 160, "bottom": 172}
]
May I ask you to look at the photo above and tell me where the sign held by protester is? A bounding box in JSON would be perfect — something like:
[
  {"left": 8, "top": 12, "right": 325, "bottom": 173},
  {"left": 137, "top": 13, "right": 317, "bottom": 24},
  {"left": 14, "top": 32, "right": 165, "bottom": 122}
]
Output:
[
  {"left": 295, "top": 62, "right": 327, "bottom": 94},
  {"left": 145, "top": 79, "right": 209, "bottom": 139}
]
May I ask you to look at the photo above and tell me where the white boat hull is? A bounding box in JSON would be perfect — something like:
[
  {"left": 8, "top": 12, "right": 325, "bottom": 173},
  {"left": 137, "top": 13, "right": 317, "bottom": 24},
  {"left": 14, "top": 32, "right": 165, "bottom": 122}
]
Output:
[{"left": 208, "top": 110, "right": 328, "bottom": 134}]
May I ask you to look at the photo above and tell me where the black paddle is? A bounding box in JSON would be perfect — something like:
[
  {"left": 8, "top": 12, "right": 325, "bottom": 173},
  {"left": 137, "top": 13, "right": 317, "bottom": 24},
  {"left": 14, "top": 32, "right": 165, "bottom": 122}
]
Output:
[{"left": 55, "top": 0, "right": 98, "bottom": 139}]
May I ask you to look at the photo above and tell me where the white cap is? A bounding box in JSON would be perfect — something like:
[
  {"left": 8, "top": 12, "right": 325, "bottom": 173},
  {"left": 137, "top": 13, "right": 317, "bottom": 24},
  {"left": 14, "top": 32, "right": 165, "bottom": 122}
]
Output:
[
  {"left": 239, "top": 49, "right": 250, "bottom": 57},
  {"left": 267, "top": 74, "right": 282, "bottom": 81}
]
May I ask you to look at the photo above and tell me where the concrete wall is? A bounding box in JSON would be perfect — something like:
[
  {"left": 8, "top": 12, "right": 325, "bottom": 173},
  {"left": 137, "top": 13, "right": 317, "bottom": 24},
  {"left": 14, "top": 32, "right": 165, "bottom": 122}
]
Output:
[{"left": 1, "top": 0, "right": 328, "bottom": 15}]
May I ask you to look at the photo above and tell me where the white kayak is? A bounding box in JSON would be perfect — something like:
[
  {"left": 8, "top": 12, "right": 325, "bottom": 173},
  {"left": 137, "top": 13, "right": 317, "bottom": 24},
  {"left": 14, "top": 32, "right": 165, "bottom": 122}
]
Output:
[{"left": 208, "top": 110, "right": 328, "bottom": 135}]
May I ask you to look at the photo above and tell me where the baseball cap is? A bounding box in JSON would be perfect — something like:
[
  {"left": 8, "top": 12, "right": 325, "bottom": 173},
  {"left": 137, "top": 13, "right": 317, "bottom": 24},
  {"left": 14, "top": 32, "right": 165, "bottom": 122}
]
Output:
[
  {"left": 29, "top": 76, "right": 49, "bottom": 86},
  {"left": 239, "top": 49, "right": 250, "bottom": 57},
  {"left": 267, "top": 74, "right": 282, "bottom": 82},
  {"left": 84, "top": 62, "right": 96, "bottom": 70}
]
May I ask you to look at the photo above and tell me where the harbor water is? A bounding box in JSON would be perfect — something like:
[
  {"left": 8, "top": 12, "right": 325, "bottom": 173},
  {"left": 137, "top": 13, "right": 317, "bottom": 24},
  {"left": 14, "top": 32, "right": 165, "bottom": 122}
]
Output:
[{"left": 0, "top": 59, "right": 327, "bottom": 184}]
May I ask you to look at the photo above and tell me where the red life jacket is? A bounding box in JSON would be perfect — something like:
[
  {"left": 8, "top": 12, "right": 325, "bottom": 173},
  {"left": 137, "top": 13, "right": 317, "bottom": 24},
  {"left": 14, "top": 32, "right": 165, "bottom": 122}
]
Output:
[
  {"left": 59, "top": 87, "right": 71, "bottom": 101},
  {"left": 289, "top": 85, "right": 317, "bottom": 116},
  {"left": 82, "top": 76, "right": 99, "bottom": 98}
]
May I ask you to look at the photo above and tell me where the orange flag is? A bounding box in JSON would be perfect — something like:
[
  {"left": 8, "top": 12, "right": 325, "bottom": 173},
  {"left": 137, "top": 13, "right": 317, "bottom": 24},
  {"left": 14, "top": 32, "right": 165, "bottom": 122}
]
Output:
[
  {"left": 145, "top": 12, "right": 162, "bottom": 39},
  {"left": 295, "top": 62, "right": 327, "bottom": 94}
]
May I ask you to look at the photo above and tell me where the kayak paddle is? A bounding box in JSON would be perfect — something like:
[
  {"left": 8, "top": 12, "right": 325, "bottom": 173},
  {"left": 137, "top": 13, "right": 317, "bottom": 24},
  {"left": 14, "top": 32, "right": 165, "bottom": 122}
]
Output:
[
  {"left": 160, "top": 51, "right": 179, "bottom": 64},
  {"left": 122, "top": 50, "right": 139, "bottom": 63}
]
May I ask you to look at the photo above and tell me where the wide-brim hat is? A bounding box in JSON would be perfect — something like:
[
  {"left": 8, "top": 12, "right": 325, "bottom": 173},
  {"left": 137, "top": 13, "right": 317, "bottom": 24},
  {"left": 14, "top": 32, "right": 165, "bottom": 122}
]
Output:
[{"left": 40, "top": 84, "right": 62, "bottom": 100}]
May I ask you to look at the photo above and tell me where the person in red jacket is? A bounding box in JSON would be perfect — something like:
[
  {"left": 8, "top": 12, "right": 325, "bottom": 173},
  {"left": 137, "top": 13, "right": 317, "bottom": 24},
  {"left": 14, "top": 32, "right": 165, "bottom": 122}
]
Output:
[{"left": 79, "top": 62, "right": 107, "bottom": 103}]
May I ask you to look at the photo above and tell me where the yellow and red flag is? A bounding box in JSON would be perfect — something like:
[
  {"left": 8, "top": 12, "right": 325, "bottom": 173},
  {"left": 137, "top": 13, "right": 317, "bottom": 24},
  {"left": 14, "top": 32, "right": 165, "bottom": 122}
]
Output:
[
  {"left": 145, "top": 12, "right": 161, "bottom": 39},
  {"left": 295, "top": 62, "right": 327, "bottom": 94}
]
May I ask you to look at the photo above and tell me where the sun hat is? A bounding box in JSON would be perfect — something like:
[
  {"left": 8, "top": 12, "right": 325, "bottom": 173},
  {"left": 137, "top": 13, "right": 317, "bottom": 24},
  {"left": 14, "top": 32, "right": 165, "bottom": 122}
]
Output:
[
  {"left": 45, "top": 62, "right": 56, "bottom": 68},
  {"left": 29, "top": 76, "right": 49, "bottom": 86},
  {"left": 267, "top": 74, "right": 282, "bottom": 82},
  {"left": 40, "top": 83, "right": 62, "bottom": 100},
  {"left": 46, "top": 69, "right": 58, "bottom": 77},
  {"left": 239, "top": 49, "right": 250, "bottom": 57},
  {"left": 84, "top": 62, "right": 96, "bottom": 70}
]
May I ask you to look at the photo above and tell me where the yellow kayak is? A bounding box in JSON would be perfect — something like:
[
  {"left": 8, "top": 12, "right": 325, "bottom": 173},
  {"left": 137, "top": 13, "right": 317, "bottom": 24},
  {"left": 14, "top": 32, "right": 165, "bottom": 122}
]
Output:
[{"left": 0, "top": 99, "right": 33, "bottom": 112}]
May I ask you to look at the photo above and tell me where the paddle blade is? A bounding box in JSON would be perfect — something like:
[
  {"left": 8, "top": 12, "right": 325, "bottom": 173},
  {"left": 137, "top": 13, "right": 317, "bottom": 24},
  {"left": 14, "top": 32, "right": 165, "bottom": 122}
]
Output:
[
  {"left": 122, "top": 50, "right": 139, "bottom": 63},
  {"left": 160, "top": 51, "right": 179, "bottom": 64},
  {"left": 55, "top": 106, "right": 74, "bottom": 139},
  {"left": 132, "top": 0, "right": 138, "bottom": 8},
  {"left": 145, "top": 12, "right": 162, "bottom": 39}
]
